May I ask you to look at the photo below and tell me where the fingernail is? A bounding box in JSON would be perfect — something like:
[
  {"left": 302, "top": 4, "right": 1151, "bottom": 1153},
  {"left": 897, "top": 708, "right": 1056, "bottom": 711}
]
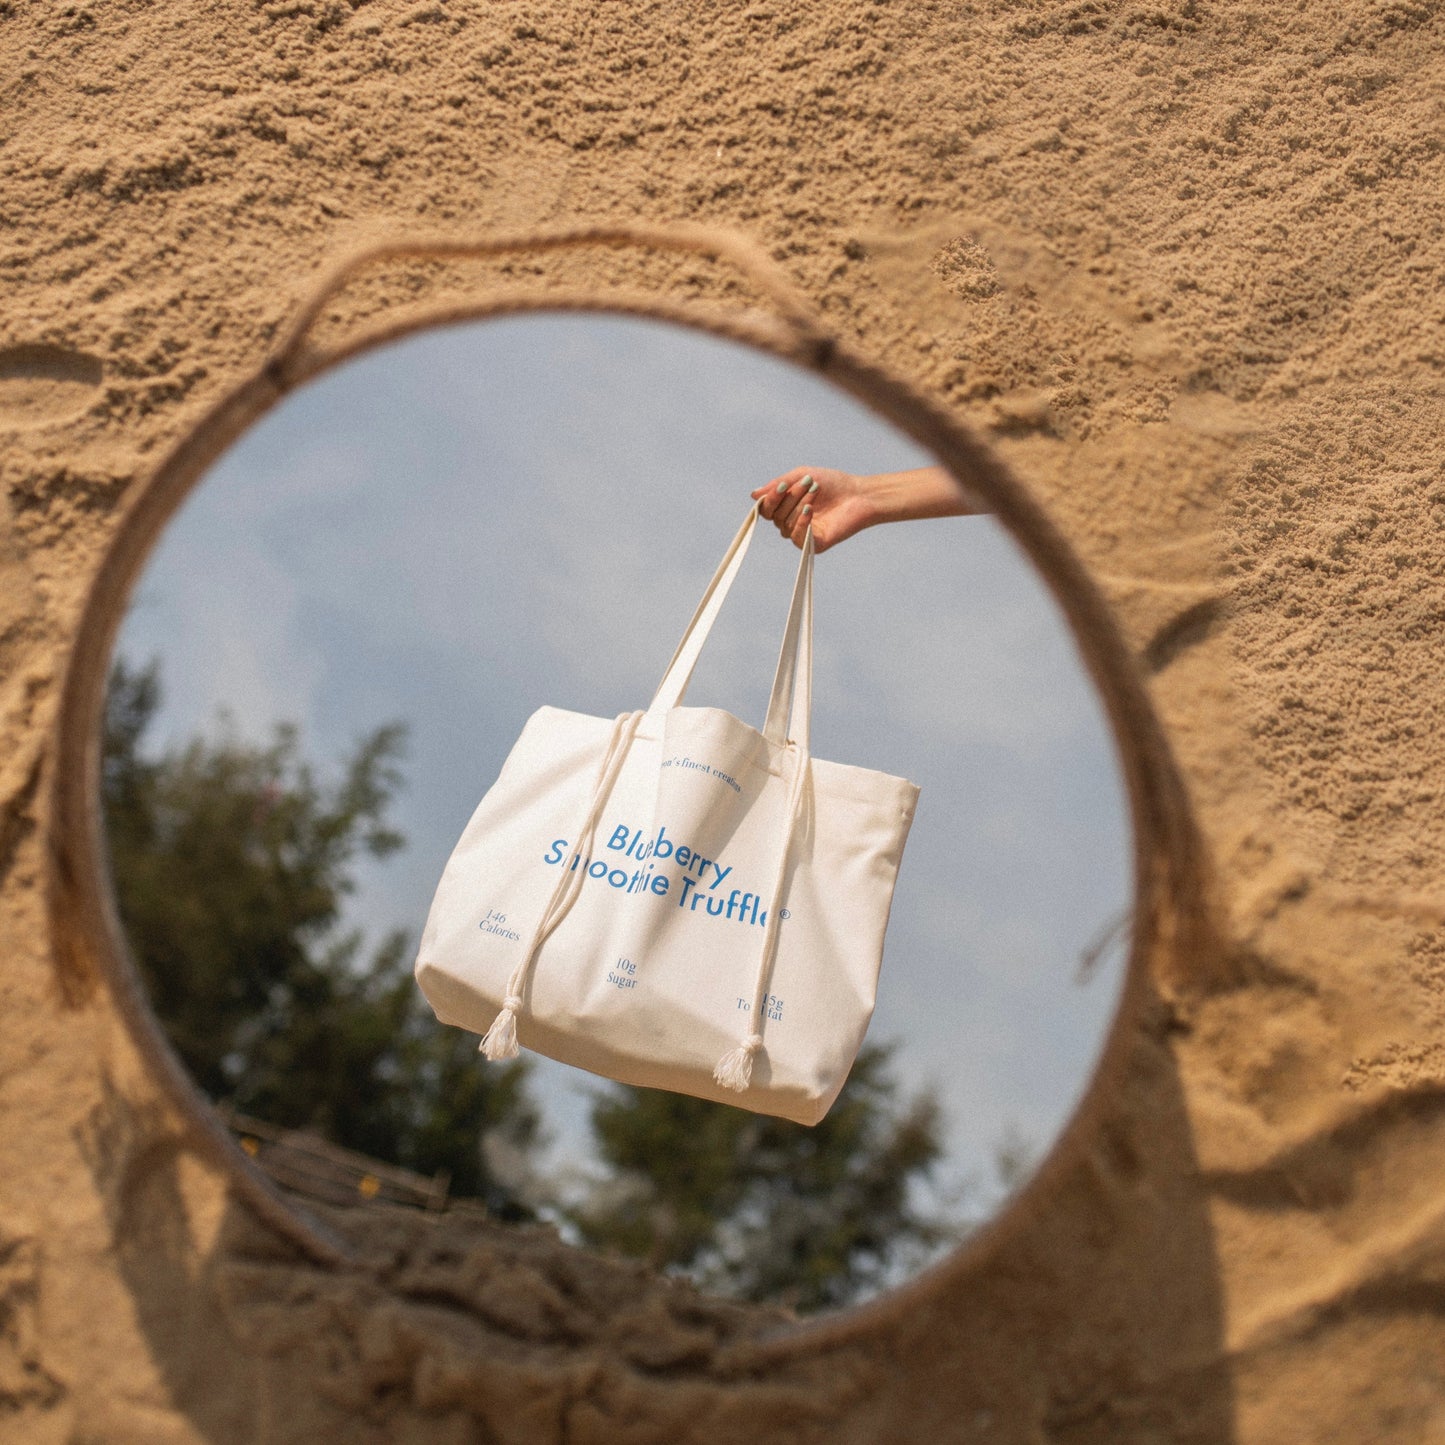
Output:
[
  {"left": 802, "top": 504, "right": 812, "bottom": 516},
  {"left": 776, "top": 480, "right": 789, "bottom": 494},
  {"left": 806, "top": 478, "right": 818, "bottom": 493}
]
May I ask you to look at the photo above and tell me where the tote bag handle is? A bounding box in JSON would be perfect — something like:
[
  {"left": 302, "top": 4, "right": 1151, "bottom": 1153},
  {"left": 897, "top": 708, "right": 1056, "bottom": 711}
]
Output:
[
  {"left": 648, "top": 505, "right": 814, "bottom": 752},
  {"left": 762, "top": 524, "right": 814, "bottom": 755}
]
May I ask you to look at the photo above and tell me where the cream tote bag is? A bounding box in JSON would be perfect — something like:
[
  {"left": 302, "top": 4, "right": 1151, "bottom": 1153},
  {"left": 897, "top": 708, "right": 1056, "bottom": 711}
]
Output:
[{"left": 415, "top": 506, "right": 919, "bottom": 1125}]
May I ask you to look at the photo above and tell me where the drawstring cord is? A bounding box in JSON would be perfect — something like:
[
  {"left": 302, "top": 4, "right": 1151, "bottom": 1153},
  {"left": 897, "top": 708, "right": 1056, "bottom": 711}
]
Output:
[
  {"left": 480, "top": 710, "right": 809, "bottom": 1098},
  {"left": 712, "top": 746, "right": 809, "bottom": 1092},
  {"left": 480, "top": 709, "right": 645, "bottom": 1060}
]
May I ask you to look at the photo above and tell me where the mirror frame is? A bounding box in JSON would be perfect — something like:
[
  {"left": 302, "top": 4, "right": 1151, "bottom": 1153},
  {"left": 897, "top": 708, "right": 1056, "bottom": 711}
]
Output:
[{"left": 45, "top": 224, "right": 1212, "bottom": 1346}]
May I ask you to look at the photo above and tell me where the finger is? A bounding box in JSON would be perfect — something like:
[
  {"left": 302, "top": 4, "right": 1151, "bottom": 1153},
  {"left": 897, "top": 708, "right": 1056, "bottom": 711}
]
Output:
[
  {"left": 754, "top": 468, "right": 808, "bottom": 520},
  {"left": 788, "top": 499, "right": 815, "bottom": 549},
  {"left": 772, "top": 483, "right": 806, "bottom": 533},
  {"left": 753, "top": 474, "right": 793, "bottom": 520},
  {"left": 772, "top": 471, "right": 818, "bottom": 534},
  {"left": 780, "top": 477, "right": 819, "bottom": 536}
]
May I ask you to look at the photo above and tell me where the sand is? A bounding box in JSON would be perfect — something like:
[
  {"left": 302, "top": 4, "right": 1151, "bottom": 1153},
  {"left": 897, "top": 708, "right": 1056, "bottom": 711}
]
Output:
[{"left": 0, "top": 0, "right": 1442, "bottom": 1440}]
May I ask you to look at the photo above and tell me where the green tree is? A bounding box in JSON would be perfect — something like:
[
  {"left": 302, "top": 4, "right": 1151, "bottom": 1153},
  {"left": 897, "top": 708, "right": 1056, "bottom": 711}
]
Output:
[
  {"left": 573, "top": 1044, "right": 951, "bottom": 1311},
  {"left": 102, "top": 658, "right": 538, "bottom": 1210}
]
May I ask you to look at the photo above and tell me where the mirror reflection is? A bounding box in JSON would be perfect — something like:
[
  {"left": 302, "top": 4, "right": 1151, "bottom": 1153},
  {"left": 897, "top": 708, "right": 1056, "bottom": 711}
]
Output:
[{"left": 106, "top": 315, "right": 1130, "bottom": 1312}]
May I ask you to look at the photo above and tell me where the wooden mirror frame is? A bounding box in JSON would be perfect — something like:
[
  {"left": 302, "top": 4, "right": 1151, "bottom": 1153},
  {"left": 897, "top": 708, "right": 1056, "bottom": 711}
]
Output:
[{"left": 45, "top": 222, "right": 1211, "bottom": 1345}]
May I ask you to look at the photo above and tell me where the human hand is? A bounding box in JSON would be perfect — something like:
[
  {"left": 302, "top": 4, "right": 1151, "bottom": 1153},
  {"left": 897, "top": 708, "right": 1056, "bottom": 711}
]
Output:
[{"left": 749, "top": 466, "right": 877, "bottom": 555}]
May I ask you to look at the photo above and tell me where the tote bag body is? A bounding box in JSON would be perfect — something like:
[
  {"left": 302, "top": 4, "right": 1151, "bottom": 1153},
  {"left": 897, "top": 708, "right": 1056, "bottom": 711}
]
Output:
[{"left": 415, "top": 508, "right": 918, "bottom": 1126}]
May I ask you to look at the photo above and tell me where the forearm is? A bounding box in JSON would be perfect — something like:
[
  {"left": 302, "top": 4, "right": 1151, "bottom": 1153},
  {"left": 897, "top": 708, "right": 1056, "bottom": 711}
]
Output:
[{"left": 858, "top": 467, "right": 977, "bottom": 531}]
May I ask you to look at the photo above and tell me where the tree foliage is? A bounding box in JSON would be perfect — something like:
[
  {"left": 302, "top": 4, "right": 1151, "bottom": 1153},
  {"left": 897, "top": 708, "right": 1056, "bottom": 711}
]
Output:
[
  {"left": 573, "top": 1044, "right": 950, "bottom": 1311},
  {"left": 102, "top": 659, "right": 537, "bottom": 1209}
]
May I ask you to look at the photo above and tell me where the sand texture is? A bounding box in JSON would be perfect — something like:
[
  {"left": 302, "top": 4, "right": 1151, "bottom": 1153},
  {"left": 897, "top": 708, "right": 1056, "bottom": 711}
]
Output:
[{"left": 2, "top": 0, "right": 1444, "bottom": 1440}]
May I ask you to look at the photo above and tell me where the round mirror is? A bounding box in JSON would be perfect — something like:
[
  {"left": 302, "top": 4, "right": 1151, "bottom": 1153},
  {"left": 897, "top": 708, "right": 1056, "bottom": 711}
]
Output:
[{"left": 103, "top": 312, "right": 1132, "bottom": 1313}]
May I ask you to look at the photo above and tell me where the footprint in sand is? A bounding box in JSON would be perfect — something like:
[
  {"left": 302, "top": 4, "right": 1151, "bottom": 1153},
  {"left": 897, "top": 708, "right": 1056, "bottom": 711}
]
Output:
[{"left": 0, "top": 343, "right": 102, "bottom": 430}]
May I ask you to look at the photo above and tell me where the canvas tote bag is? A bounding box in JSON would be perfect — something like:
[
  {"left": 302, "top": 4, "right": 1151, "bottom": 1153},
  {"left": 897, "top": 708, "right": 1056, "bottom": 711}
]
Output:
[{"left": 415, "top": 505, "right": 919, "bottom": 1125}]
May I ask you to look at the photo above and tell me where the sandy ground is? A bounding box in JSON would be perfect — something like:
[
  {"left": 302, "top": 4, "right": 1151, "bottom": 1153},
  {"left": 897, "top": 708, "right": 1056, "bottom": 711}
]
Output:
[{"left": 1, "top": 1, "right": 1443, "bottom": 1440}]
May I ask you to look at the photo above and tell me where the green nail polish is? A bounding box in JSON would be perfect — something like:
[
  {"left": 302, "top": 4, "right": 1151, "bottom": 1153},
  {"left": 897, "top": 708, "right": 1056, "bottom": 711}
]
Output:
[
  {"left": 802, "top": 504, "right": 812, "bottom": 516},
  {"left": 807, "top": 478, "right": 818, "bottom": 493},
  {"left": 776, "top": 480, "right": 788, "bottom": 493}
]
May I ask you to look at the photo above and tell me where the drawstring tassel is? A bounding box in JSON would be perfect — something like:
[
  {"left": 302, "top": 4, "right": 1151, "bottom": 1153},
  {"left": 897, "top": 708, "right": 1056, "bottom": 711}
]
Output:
[
  {"left": 714, "top": 1033, "right": 763, "bottom": 1092},
  {"left": 481, "top": 995, "right": 524, "bottom": 1061}
]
